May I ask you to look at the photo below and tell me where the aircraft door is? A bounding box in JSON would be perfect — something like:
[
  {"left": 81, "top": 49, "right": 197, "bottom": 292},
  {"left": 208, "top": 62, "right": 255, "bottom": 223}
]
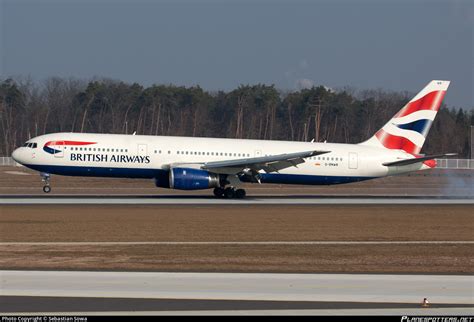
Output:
[{"left": 348, "top": 152, "right": 358, "bottom": 169}]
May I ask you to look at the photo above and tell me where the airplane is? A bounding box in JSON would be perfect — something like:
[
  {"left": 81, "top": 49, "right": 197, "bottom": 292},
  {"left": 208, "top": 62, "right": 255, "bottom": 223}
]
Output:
[{"left": 11, "top": 80, "right": 455, "bottom": 198}]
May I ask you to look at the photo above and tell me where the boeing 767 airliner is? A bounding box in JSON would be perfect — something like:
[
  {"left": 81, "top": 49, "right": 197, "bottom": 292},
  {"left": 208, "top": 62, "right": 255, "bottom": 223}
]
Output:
[{"left": 11, "top": 80, "right": 454, "bottom": 198}]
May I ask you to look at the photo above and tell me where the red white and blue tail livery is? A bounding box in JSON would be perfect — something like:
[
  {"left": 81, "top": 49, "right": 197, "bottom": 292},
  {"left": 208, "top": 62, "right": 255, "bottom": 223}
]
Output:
[
  {"left": 362, "top": 80, "right": 449, "bottom": 155},
  {"left": 12, "top": 80, "right": 455, "bottom": 198}
]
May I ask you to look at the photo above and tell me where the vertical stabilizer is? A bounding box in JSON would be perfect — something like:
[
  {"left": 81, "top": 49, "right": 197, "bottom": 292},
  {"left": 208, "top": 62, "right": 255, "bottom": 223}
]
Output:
[{"left": 360, "top": 80, "right": 450, "bottom": 155}]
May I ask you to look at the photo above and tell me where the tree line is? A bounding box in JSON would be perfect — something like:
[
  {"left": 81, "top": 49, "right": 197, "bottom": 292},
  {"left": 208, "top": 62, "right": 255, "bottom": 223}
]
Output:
[{"left": 0, "top": 77, "right": 472, "bottom": 157}]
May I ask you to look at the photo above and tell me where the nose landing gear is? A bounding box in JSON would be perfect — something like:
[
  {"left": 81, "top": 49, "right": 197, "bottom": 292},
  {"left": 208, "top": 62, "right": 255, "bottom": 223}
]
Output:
[{"left": 40, "top": 172, "right": 51, "bottom": 193}]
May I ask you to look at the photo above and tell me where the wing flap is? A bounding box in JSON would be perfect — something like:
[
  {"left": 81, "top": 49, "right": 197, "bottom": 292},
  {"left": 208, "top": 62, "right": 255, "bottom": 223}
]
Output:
[{"left": 202, "top": 150, "right": 330, "bottom": 175}]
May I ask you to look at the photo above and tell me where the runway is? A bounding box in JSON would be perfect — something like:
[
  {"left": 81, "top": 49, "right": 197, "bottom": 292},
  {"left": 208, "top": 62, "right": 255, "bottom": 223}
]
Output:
[
  {"left": 1, "top": 194, "right": 473, "bottom": 204},
  {"left": 0, "top": 271, "right": 472, "bottom": 315}
]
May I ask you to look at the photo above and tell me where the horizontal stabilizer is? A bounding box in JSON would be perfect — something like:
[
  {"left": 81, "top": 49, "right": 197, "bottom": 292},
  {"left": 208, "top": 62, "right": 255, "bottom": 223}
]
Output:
[{"left": 383, "top": 153, "right": 457, "bottom": 167}]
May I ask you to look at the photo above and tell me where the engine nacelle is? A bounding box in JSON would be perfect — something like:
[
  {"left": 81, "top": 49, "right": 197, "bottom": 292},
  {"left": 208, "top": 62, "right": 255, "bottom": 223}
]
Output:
[
  {"left": 169, "top": 167, "right": 221, "bottom": 190},
  {"left": 154, "top": 170, "right": 170, "bottom": 188}
]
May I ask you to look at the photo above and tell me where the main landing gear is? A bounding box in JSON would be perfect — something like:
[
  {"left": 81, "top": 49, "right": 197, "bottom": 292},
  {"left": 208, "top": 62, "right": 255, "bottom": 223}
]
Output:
[
  {"left": 213, "top": 187, "right": 246, "bottom": 199},
  {"left": 40, "top": 172, "right": 51, "bottom": 193}
]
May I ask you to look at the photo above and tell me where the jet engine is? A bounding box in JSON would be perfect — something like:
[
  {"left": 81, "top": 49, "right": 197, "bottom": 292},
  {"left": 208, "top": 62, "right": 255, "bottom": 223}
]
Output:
[{"left": 169, "top": 167, "right": 222, "bottom": 190}]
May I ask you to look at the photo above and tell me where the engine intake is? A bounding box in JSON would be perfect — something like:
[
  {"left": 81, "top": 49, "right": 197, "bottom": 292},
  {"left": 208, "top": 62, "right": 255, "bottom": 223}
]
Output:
[
  {"left": 169, "top": 167, "right": 221, "bottom": 190},
  {"left": 154, "top": 170, "right": 170, "bottom": 188}
]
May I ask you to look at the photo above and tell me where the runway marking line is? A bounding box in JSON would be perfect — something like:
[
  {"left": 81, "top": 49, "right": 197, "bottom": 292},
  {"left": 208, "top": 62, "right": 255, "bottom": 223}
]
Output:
[{"left": 0, "top": 241, "right": 473, "bottom": 246}]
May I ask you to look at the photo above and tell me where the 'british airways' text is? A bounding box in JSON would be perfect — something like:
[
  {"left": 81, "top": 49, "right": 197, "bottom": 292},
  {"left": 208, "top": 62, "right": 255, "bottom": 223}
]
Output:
[{"left": 70, "top": 153, "right": 150, "bottom": 164}]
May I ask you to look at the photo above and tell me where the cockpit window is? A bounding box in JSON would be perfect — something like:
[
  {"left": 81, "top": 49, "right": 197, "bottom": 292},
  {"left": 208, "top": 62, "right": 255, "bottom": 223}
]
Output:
[{"left": 23, "top": 142, "right": 37, "bottom": 148}]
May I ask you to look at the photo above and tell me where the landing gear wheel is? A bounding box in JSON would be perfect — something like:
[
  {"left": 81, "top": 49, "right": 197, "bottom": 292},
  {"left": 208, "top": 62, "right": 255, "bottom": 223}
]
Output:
[
  {"left": 213, "top": 187, "right": 224, "bottom": 198},
  {"left": 223, "top": 187, "right": 235, "bottom": 199},
  {"left": 40, "top": 172, "right": 51, "bottom": 193},
  {"left": 235, "top": 189, "right": 246, "bottom": 199}
]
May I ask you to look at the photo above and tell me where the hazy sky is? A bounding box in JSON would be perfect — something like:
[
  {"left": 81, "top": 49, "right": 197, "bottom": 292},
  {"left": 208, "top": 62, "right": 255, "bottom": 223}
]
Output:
[{"left": 1, "top": 0, "right": 473, "bottom": 108}]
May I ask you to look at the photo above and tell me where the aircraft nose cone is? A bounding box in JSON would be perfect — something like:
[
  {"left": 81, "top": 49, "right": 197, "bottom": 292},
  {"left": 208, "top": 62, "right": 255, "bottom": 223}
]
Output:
[{"left": 11, "top": 148, "right": 22, "bottom": 164}]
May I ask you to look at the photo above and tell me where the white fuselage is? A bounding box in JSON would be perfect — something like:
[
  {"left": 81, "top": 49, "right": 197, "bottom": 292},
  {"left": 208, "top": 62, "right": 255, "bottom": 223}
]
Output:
[{"left": 12, "top": 132, "right": 430, "bottom": 188}]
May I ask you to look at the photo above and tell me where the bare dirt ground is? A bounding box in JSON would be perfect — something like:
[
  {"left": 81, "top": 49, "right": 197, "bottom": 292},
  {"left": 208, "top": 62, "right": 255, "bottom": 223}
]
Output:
[
  {"left": 1, "top": 244, "right": 471, "bottom": 273},
  {"left": 1, "top": 166, "right": 473, "bottom": 197},
  {"left": 0, "top": 205, "right": 472, "bottom": 273}
]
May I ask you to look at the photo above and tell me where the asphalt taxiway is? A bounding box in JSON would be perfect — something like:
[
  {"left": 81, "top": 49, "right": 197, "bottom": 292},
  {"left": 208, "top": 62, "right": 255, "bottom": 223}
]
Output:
[
  {"left": 2, "top": 271, "right": 472, "bottom": 303},
  {"left": 1, "top": 271, "right": 473, "bottom": 315}
]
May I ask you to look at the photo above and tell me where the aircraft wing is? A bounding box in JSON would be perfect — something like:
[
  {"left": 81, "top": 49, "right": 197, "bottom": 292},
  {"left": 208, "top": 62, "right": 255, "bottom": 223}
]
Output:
[
  {"left": 382, "top": 153, "right": 457, "bottom": 167},
  {"left": 201, "top": 150, "right": 330, "bottom": 176}
]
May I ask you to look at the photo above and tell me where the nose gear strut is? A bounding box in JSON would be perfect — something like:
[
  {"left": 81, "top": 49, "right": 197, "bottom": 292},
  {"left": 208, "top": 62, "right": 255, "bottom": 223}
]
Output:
[{"left": 40, "top": 172, "right": 51, "bottom": 193}]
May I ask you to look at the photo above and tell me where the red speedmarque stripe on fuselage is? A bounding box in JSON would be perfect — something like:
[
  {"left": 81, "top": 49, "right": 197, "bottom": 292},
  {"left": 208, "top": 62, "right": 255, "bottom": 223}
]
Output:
[{"left": 44, "top": 141, "right": 97, "bottom": 147}]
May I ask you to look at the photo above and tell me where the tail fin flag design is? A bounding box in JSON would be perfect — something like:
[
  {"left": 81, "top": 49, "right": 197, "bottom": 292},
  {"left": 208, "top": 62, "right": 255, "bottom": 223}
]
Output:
[{"left": 361, "top": 80, "right": 450, "bottom": 155}]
